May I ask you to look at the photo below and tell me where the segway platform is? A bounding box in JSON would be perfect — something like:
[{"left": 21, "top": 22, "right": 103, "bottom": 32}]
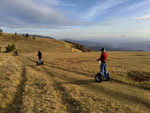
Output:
[
  {"left": 95, "top": 72, "right": 110, "bottom": 82},
  {"left": 36, "top": 60, "right": 44, "bottom": 66}
]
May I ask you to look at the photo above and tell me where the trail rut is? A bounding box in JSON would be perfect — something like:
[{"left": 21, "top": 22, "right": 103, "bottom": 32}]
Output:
[{"left": 5, "top": 67, "right": 27, "bottom": 113}]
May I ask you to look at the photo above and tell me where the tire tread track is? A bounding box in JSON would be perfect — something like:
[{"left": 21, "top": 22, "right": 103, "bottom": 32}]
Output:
[
  {"left": 5, "top": 67, "right": 27, "bottom": 113},
  {"left": 42, "top": 67, "right": 90, "bottom": 113}
]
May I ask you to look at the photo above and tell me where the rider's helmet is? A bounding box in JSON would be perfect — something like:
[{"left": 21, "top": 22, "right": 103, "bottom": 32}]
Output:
[{"left": 101, "top": 48, "right": 105, "bottom": 52}]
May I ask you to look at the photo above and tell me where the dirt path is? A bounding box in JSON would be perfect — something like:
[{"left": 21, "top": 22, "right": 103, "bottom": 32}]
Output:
[
  {"left": 5, "top": 67, "right": 27, "bottom": 113},
  {"left": 42, "top": 66, "right": 90, "bottom": 113},
  {"left": 53, "top": 82, "right": 84, "bottom": 113}
]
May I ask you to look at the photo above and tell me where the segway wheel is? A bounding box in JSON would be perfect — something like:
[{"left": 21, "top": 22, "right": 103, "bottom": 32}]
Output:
[
  {"left": 105, "top": 73, "right": 110, "bottom": 81},
  {"left": 95, "top": 72, "right": 102, "bottom": 82},
  {"left": 36, "top": 62, "right": 38, "bottom": 66},
  {"left": 42, "top": 61, "right": 44, "bottom": 65}
]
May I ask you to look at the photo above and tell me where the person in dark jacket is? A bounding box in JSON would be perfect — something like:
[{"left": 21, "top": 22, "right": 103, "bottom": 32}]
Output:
[
  {"left": 97, "top": 48, "right": 108, "bottom": 77},
  {"left": 37, "top": 50, "right": 42, "bottom": 63}
]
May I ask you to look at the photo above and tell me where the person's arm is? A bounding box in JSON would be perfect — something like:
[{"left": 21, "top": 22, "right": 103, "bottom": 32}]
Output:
[
  {"left": 96, "top": 58, "right": 101, "bottom": 61},
  {"left": 96, "top": 53, "right": 102, "bottom": 61}
]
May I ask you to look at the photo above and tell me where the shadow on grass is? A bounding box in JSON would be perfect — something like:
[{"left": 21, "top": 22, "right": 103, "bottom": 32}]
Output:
[
  {"left": 134, "top": 55, "right": 147, "bottom": 56},
  {"left": 128, "top": 71, "right": 150, "bottom": 82},
  {"left": 67, "top": 79, "right": 95, "bottom": 85}
]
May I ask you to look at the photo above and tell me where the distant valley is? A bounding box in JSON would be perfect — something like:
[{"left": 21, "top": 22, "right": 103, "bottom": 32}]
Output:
[{"left": 61, "top": 39, "right": 150, "bottom": 51}]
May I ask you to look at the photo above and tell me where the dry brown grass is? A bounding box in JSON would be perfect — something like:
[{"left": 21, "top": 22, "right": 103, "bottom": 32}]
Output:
[
  {"left": 20, "top": 51, "right": 150, "bottom": 113},
  {"left": 0, "top": 53, "right": 22, "bottom": 113},
  {"left": 0, "top": 33, "right": 81, "bottom": 53},
  {"left": 20, "top": 67, "right": 67, "bottom": 113},
  {"left": 0, "top": 33, "right": 150, "bottom": 113}
]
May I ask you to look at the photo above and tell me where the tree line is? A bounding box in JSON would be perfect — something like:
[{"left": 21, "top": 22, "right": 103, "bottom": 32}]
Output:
[{"left": 64, "top": 40, "right": 93, "bottom": 52}]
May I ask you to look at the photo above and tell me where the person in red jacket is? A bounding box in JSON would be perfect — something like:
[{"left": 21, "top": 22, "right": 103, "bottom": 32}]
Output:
[{"left": 97, "top": 48, "right": 108, "bottom": 77}]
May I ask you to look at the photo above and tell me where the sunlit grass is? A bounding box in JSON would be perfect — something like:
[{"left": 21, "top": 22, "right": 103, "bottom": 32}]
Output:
[
  {"left": 0, "top": 33, "right": 150, "bottom": 113},
  {"left": 0, "top": 54, "right": 22, "bottom": 113}
]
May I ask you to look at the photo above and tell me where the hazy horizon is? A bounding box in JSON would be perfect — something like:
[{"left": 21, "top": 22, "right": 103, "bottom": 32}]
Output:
[{"left": 1, "top": 0, "right": 150, "bottom": 43}]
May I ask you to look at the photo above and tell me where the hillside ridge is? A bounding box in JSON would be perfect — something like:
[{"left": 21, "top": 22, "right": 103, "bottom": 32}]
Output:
[{"left": 0, "top": 32, "right": 82, "bottom": 53}]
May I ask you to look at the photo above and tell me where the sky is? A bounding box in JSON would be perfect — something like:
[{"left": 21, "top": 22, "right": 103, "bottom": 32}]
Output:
[{"left": 0, "top": 0, "right": 150, "bottom": 43}]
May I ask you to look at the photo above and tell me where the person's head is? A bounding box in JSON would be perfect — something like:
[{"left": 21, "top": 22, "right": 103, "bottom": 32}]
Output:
[{"left": 101, "top": 48, "right": 105, "bottom": 52}]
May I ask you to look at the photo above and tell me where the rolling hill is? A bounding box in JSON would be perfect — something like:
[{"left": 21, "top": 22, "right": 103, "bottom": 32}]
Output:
[{"left": 0, "top": 33, "right": 82, "bottom": 53}]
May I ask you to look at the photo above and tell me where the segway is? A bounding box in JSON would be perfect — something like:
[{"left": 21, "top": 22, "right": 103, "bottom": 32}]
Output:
[
  {"left": 95, "top": 72, "right": 110, "bottom": 82},
  {"left": 95, "top": 61, "right": 110, "bottom": 82},
  {"left": 36, "top": 59, "right": 44, "bottom": 66}
]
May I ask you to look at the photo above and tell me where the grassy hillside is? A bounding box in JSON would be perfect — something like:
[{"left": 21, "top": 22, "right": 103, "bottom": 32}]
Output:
[
  {"left": 0, "top": 32, "right": 150, "bottom": 113},
  {"left": 0, "top": 33, "right": 82, "bottom": 53}
]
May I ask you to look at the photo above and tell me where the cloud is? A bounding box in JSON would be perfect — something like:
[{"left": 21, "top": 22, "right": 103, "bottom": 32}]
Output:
[
  {"left": 83, "top": 0, "right": 129, "bottom": 20},
  {"left": 35, "top": 0, "right": 75, "bottom": 7},
  {"left": 134, "top": 15, "right": 150, "bottom": 20},
  {"left": 82, "top": 0, "right": 150, "bottom": 21},
  {"left": 120, "top": 0, "right": 150, "bottom": 12},
  {"left": 0, "top": 0, "right": 78, "bottom": 28}
]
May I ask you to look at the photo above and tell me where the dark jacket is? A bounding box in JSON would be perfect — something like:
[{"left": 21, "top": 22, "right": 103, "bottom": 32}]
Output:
[{"left": 37, "top": 51, "right": 42, "bottom": 59}]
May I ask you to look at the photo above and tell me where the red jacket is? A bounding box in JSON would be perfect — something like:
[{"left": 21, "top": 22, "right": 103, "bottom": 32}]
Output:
[{"left": 99, "top": 52, "right": 108, "bottom": 63}]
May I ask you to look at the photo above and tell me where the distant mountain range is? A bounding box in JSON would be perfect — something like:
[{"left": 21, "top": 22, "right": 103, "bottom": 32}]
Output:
[
  {"left": 61, "top": 39, "right": 148, "bottom": 51},
  {"left": 116, "top": 41, "right": 150, "bottom": 51}
]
